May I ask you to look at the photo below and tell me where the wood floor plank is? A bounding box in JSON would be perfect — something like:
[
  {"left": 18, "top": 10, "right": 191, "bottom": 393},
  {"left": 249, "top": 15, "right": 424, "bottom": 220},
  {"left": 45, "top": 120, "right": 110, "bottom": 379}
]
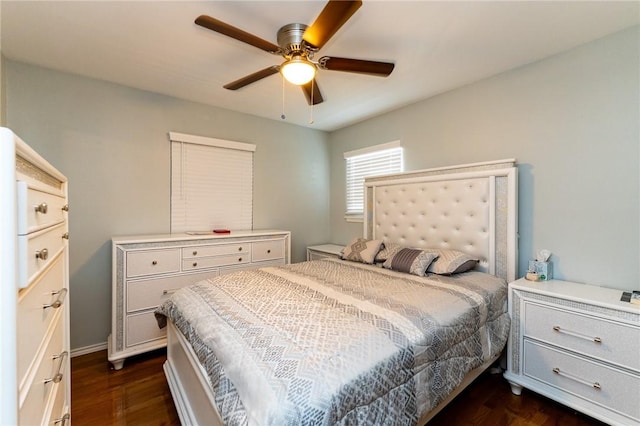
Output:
[{"left": 71, "top": 349, "right": 607, "bottom": 425}]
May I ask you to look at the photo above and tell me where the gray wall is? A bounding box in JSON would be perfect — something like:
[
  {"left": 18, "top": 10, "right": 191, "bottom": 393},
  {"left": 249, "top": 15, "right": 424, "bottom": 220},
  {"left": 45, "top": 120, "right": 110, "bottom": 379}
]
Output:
[
  {"left": 5, "top": 26, "right": 639, "bottom": 351},
  {"left": 5, "top": 61, "right": 330, "bottom": 350},
  {"left": 329, "top": 26, "right": 639, "bottom": 291}
]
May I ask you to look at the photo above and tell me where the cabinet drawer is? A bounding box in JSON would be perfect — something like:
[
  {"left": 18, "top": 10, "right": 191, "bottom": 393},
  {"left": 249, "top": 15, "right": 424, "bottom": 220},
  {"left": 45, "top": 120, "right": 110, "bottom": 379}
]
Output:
[
  {"left": 524, "top": 302, "right": 640, "bottom": 371},
  {"left": 127, "top": 270, "right": 220, "bottom": 313},
  {"left": 182, "top": 253, "right": 249, "bottom": 271},
  {"left": 17, "top": 222, "right": 67, "bottom": 289},
  {"left": 127, "top": 249, "right": 181, "bottom": 278},
  {"left": 17, "top": 257, "right": 67, "bottom": 386},
  {"left": 252, "top": 240, "right": 284, "bottom": 262},
  {"left": 19, "top": 313, "right": 66, "bottom": 426},
  {"left": 182, "top": 243, "right": 250, "bottom": 258},
  {"left": 524, "top": 341, "right": 640, "bottom": 423},
  {"left": 126, "top": 311, "right": 166, "bottom": 347},
  {"left": 16, "top": 181, "right": 67, "bottom": 235}
]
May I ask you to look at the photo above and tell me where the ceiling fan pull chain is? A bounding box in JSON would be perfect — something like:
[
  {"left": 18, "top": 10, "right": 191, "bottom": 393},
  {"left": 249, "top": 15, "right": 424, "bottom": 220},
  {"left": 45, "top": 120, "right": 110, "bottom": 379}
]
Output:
[
  {"left": 281, "top": 74, "right": 286, "bottom": 120},
  {"left": 309, "top": 79, "right": 314, "bottom": 124}
]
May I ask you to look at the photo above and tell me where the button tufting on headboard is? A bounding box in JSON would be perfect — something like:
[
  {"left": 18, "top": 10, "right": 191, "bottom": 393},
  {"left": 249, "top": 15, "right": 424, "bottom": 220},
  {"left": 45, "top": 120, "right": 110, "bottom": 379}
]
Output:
[
  {"left": 364, "top": 160, "right": 518, "bottom": 282},
  {"left": 372, "top": 177, "right": 492, "bottom": 272}
]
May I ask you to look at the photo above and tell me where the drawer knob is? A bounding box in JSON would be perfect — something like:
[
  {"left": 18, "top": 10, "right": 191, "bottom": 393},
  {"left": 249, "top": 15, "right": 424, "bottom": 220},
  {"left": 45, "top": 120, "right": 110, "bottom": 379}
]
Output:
[
  {"left": 238, "top": 257, "right": 242, "bottom": 262},
  {"left": 193, "top": 262, "right": 198, "bottom": 267},
  {"left": 552, "top": 325, "right": 602, "bottom": 344},
  {"left": 35, "top": 202, "right": 48, "bottom": 214},
  {"left": 43, "top": 288, "right": 68, "bottom": 310},
  {"left": 53, "top": 413, "right": 70, "bottom": 426},
  {"left": 62, "top": 204, "right": 69, "bottom": 212},
  {"left": 238, "top": 247, "right": 243, "bottom": 251},
  {"left": 193, "top": 250, "right": 198, "bottom": 256},
  {"left": 44, "top": 351, "right": 68, "bottom": 384},
  {"left": 152, "top": 260, "right": 158, "bottom": 265},
  {"left": 62, "top": 232, "right": 70, "bottom": 240},
  {"left": 552, "top": 367, "right": 601, "bottom": 390},
  {"left": 36, "top": 248, "right": 49, "bottom": 260}
]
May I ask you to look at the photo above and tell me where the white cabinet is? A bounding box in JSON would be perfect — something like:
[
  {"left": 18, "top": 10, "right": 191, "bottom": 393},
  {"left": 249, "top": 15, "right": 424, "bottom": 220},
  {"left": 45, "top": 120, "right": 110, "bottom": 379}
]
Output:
[
  {"left": 109, "top": 230, "right": 291, "bottom": 369},
  {"left": 306, "top": 244, "right": 344, "bottom": 261},
  {"left": 0, "top": 128, "right": 70, "bottom": 426},
  {"left": 504, "top": 278, "right": 640, "bottom": 425}
]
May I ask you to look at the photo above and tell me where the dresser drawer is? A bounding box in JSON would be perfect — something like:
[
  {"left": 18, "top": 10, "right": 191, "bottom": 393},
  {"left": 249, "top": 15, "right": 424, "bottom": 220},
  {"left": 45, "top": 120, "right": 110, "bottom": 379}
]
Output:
[
  {"left": 126, "top": 311, "right": 166, "bottom": 347},
  {"left": 127, "top": 270, "right": 220, "bottom": 313},
  {"left": 524, "top": 302, "right": 640, "bottom": 371},
  {"left": 16, "top": 181, "right": 67, "bottom": 235},
  {"left": 182, "top": 243, "right": 250, "bottom": 259},
  {"left": 17, "top": 257, "right": 67, "bottom": 386},
  {"left": 252, "top": 240, "right": 284, "bottom": 262},
  {"left": 19, "top": 313, "right": 66, "bottom": 426},
  {"left": 524, "top": 341, "right": 640, "bottom": 423},
  {"left": 17, "top": 222, "right": 67, "bottom": 289},
  {"left": 127, "top": 249, "right": 181, "bottom": 278},
  {"left": 182, "top": 253, "right": 249, "bottom": 271}
]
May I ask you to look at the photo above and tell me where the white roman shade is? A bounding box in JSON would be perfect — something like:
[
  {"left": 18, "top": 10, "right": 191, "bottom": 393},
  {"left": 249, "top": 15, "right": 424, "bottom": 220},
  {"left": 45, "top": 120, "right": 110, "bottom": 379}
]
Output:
[
  {"left": 170, "top": 132, "right": 255, "bottom": 233},
  {"left": 344, "top": 141, "right": 403, "bottom": 219}
]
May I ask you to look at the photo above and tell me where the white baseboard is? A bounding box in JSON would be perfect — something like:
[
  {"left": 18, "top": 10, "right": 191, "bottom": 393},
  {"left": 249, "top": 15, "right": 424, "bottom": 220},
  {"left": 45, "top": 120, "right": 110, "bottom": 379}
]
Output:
[{"left": 71, "top": 341, "right": 108, "bottom": 358}]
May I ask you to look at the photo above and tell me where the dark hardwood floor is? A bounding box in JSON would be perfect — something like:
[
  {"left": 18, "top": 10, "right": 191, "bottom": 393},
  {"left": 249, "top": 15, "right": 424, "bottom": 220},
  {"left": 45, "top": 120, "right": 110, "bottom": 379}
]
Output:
[{"left": 71, "top": 349, "right": 606, "bottom": 425}]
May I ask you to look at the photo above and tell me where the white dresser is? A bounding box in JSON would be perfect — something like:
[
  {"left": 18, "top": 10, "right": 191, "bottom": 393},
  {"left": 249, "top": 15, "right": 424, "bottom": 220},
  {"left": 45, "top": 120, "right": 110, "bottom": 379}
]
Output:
[
  {"left": 109, "top": 230, "right": 291, "bottom": 369},
  {"left": 0, "top": 128, "right": 71, "bottom": 425},
  {"left": 504, "top": 278, "right": 640, "bottom": 425}
]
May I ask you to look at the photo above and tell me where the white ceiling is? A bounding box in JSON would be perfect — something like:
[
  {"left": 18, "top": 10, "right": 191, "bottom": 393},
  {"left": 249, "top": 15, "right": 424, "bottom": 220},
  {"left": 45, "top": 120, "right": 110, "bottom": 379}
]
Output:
[{"left": 2, "top": 1, "right": 639, "bottom": 131}]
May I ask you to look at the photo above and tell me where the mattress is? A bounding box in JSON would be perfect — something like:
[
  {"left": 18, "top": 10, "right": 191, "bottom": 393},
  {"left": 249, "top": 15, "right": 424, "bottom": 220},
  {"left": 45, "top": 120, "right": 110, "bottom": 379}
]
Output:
[{"left": 155, "top": 259, "right": 510, "bottom": 426}]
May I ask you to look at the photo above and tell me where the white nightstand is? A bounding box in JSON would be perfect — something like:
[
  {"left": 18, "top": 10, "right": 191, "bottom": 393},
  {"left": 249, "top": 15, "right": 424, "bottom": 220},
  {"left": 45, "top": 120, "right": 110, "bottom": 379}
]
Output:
[
  {"left": 306, "top": 244, "right": 344, "bottom": 261},
  {"left": 504, "top": 278, "right": 640, "bottom": 425}
]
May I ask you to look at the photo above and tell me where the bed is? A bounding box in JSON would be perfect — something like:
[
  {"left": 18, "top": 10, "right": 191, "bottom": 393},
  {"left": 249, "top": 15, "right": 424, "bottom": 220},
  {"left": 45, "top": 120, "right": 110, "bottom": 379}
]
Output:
[{"left": 155, "top": 159, "right": 518, "bottom": 425}]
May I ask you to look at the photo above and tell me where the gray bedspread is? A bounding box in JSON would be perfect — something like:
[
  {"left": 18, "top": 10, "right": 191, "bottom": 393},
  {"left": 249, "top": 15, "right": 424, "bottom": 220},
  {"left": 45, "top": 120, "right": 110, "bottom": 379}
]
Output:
[{"left": 155, "top": 259, "right": 510, "bottom": 426}]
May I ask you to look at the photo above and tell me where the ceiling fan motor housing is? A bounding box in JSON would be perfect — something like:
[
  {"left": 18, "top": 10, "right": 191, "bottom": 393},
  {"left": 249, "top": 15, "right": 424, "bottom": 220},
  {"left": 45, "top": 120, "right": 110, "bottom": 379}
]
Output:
[{"left": 277, "top": 23, "right": 312, "bottom": 58}]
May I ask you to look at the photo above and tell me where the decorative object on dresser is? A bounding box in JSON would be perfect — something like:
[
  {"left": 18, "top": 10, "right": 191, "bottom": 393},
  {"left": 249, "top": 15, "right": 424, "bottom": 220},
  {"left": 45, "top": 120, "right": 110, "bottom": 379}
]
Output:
[
  {"left": 0, "top": 128, "right": 71, "bottom": 425},
  {"left": 504, "top": 278, "right": 640, "bottom": 425},
  {"left": 306, "top": 243, "right": 345, "bottom": 261},
  {"left": 109, "top": 230, "right": 290, "bottom": 369}
]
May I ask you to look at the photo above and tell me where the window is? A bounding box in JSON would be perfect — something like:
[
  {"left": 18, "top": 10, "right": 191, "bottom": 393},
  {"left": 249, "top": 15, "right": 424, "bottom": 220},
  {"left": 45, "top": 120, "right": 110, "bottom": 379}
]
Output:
[
  {"left": 170, "top": 132, "right": 255, "bottom": 233},
  {"left": 344, "top": 141, "right": 403, "bottom": 221}
]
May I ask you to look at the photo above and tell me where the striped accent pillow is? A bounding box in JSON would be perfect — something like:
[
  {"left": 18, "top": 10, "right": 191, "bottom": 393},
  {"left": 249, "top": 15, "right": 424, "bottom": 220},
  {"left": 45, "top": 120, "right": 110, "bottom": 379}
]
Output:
[{"left": 383, "top": 248, "right": 438, "bottom": 276}]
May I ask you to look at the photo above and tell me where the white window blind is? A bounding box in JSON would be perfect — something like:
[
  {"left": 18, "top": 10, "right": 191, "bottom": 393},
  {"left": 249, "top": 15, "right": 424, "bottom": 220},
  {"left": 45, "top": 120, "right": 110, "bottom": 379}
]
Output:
[
  {"left": 344, "top": 141, "right": 403, "bottom": 218},
  {"left": 170, "top": 132, "right": 255, "bottom": 233}
]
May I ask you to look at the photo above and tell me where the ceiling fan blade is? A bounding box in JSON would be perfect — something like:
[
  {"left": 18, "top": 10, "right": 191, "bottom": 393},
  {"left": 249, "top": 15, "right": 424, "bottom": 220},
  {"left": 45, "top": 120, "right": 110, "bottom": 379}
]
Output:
[
  {"left": 303, "top": 0, "right": 362, "bottom": 49},
  {"left": 301, "top": 79, "right": 324, "bottom": 105},
  {"left": 223, "top": 66, "right": 280, "bottom": 90},
  {"left": 195, "top": 15, "right": 280, "bottom": 54},
  {"left": 319, "top": 57, "right": 394, "bottom": 76}
]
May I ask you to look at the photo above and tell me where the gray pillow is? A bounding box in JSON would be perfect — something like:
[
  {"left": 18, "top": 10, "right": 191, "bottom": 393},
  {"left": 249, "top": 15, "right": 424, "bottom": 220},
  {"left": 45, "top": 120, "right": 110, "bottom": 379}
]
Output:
[
  {"left": 424, "top": 249, "right": 478, "bottom": 274},
  {"left": 383, "top": 248, "right": 438, "bottom": 276}
]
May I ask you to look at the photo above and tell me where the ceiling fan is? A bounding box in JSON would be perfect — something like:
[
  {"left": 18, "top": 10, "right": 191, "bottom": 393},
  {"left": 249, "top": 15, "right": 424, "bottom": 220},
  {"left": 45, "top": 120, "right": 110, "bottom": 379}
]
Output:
[{"left": 195, "top": 0, "right": 395, "bottom": 106}]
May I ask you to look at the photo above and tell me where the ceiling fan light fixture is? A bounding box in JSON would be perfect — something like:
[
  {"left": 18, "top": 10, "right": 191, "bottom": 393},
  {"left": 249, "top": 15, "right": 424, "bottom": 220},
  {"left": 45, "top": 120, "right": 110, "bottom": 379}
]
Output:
[{"left": 281, "top": 56, "right": 316, "bottom": 85}]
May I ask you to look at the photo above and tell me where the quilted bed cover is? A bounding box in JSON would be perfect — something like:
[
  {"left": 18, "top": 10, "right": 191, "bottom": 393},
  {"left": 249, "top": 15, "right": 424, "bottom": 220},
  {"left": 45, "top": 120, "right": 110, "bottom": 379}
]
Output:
[{"left": 155, "top": 259, "right": 510, "bottom": 426}]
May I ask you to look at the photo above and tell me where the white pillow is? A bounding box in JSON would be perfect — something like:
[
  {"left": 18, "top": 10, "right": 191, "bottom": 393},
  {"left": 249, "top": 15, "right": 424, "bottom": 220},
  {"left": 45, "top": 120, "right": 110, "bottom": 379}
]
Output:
[{"left": 340, "top": 238, "right": 384, "bottom": 264}]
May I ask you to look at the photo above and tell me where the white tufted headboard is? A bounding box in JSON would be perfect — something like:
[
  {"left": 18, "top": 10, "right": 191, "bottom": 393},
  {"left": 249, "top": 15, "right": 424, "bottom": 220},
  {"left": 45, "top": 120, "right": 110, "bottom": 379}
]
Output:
[{"left": 364, "top": 159, "right": 518, "bottom": 282}]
